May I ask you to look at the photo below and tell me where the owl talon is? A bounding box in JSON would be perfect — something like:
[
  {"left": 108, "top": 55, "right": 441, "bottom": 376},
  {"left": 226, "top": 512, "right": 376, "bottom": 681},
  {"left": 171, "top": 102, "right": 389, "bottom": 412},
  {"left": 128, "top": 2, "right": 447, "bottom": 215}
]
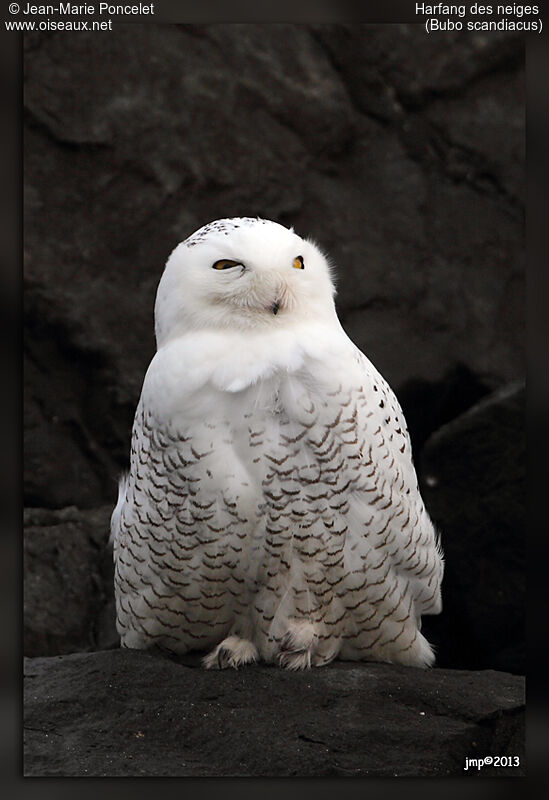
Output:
[
  {"left": 217, "top": 646, "right": 234, "bottom": 669},
  {"left": 203, "top": 635, "right": 258, "bottom": 670},
  {"left": 277, "top": 648, "right": 312, "bottom": 670},
  {"left": 277, "top": 621, "right": 318, "bottom": 670}
]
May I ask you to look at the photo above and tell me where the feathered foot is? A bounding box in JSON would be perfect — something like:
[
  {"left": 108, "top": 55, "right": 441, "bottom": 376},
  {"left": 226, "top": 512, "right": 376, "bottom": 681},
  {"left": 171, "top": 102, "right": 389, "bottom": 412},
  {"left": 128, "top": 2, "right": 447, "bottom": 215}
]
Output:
[
  {"left": 277, "top": 620, "right": 318, "bottom": 670},
  {"left": 202, "top": 635, "right": 258, "bottom": 670}
]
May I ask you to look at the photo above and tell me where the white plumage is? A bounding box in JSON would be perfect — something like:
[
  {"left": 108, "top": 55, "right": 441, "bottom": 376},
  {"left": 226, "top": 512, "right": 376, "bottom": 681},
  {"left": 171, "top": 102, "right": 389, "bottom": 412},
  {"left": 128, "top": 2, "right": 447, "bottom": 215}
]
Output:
[{"left": 112, "top": 217, "right": 443, "bottom": 670}]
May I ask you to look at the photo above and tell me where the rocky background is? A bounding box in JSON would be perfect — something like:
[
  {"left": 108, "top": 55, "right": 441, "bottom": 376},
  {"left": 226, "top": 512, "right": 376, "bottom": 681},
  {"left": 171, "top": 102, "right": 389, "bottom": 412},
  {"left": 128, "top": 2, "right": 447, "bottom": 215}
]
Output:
[{"left": 24, "top": 24, "right": 525, "bottom": 776}]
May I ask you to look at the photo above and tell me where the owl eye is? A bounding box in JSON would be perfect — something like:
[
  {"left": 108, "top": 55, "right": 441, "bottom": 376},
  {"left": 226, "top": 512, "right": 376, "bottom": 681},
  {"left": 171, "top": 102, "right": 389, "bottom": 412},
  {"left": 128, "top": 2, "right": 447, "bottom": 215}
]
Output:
[
  {"left": 212, "top": 259, "right": 243, "bottom": 270},
  {"left": 293, "top": 255, "right": 305, "bottom": 270}
]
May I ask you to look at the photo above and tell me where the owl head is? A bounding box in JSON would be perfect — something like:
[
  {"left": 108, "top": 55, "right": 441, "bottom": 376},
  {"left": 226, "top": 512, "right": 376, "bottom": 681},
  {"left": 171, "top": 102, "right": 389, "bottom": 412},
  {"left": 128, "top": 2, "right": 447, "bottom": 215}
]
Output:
[{"left": 154, "top": 218, "right": 337, "bottom": 347}]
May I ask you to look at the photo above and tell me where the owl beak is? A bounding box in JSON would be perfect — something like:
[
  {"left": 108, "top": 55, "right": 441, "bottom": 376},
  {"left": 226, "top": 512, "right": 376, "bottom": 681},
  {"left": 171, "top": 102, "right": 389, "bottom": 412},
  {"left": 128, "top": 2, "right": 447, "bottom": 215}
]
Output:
[{"left": 271, "top": 299, "right": 280, "bottom": 315}]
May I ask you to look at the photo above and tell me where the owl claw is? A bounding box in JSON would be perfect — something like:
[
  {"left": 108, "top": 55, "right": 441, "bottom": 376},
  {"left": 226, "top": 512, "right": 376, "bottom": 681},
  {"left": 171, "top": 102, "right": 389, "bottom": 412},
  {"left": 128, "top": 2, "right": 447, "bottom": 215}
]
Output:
[
  {"left": 217, "top": 646, "right": 234, "bottom": 669},
  {"left": 277, "top": 647, "right": 312, "bottom": 670},
  {"left": 277, "top": 621, "right": 318, "bottom": 670},
  {"left": 203, "top": 635, "right": 258, "bottom": 670}
]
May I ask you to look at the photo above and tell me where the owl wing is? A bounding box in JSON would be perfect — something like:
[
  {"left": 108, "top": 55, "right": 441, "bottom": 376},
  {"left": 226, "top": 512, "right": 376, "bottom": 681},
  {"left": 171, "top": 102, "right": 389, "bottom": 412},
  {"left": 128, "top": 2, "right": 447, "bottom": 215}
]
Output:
[
  {"left": 300, "top": 340, "right": 443, "bottom": 623},
  {"left": 111, "top": 347, "right": 263, "bottom": 652},
  {"left": 348, "top": 347, "right": 443, "bottom": 617}
]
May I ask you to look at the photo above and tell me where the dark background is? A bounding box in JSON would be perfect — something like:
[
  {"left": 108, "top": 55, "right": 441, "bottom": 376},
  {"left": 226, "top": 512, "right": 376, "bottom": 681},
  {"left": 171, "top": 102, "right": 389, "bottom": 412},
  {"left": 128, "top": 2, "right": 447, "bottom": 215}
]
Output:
[{"left": 23, "top": 24, "right": 524, "bottom": 675}]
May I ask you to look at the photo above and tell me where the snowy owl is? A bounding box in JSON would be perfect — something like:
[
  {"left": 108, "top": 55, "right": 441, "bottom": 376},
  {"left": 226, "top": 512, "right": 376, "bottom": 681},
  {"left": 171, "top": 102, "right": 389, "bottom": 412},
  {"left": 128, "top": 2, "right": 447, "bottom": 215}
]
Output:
[{"left": 112, "top": 217, "right": 443, "bottom": 670}]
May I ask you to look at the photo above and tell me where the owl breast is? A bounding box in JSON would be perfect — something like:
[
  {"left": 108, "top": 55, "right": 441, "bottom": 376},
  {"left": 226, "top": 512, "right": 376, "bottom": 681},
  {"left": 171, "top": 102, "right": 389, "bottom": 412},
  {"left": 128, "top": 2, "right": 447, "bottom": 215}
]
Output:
[{"left": 114, "top": 351, "right": 441, "bottom": 669}]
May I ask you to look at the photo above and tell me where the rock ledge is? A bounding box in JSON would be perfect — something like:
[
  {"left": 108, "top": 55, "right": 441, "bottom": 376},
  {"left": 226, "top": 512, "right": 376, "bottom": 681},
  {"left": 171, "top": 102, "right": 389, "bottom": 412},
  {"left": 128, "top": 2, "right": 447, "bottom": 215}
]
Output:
[{"left": 24, "top": 648, "right": 524, "bottom": 777}]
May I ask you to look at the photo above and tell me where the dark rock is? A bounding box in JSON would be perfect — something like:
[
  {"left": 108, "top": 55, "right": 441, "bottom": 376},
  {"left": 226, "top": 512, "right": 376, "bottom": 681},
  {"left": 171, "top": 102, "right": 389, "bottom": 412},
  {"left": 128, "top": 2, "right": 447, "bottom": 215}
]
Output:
[
  {"left": 419, "top": 383, "right": 525, "bottom": 675},
  {"left": 399, "top": 363, "right": 492, "bottom": 456},
  {"left": 312, "top": 25, "right": 523, "bottom": 117},
  {"left": 24, "top": 506, "right": 117, "bottom": 657},
  {"left": 23, "top": 648, "right": 525, "bottom": 777},
  {"left": 24, "top": 286, "right": 137, "bottom": 510},
  {"left": 24, "top": 24, "right": 524, "bottom": 510}
]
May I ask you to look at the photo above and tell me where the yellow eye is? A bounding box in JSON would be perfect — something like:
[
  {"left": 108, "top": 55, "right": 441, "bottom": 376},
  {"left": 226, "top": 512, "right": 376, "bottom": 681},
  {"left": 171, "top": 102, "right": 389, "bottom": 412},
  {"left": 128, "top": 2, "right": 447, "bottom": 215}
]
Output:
[
  {"left": 293, "top": 255, "right": 304, "bottom": 270},
  {"left": 212, "top": 259, "right": 243, "bottom": 270}
]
